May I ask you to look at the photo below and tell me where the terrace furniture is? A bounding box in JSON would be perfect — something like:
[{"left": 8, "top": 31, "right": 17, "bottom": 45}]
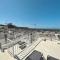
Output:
[
  {"left": 47, "top": 55, "right": 59, "bottom": 60},
  {"left": 25, "top": 50, "right": 43, "bottom": 60}
]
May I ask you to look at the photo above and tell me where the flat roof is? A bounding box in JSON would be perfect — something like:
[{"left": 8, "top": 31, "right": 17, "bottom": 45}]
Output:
[{"left": 35, "top": 40, "right": 60, "bottom": 60}]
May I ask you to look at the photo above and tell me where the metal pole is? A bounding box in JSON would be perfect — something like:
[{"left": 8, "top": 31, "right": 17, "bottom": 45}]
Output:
[
  {"left": 4, "top": 25, "right": 8, "bottom": 44},
  {"left": 12, "top": 46, "right": 14, "bottom": 57}
]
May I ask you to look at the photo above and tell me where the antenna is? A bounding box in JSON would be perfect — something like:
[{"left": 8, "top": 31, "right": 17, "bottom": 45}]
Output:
[{"left": 34, "top": 24, "right": 36, "bottom": 28}]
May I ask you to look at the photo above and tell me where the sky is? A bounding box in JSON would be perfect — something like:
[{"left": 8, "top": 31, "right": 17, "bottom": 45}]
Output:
[{"left": 0, "top": 0, "right": 60, "bottom": 28}]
